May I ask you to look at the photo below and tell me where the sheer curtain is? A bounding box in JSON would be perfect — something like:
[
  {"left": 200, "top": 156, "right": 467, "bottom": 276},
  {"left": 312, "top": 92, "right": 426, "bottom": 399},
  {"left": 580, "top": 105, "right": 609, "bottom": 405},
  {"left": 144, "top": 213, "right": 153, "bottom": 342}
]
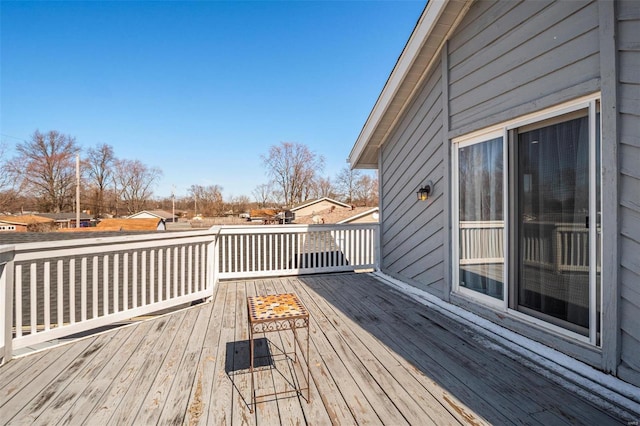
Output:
[
  {"left": 517, "top": 115, "right": 590, "bottom": 333},
  {"left": 458, "top": 137, "right": 504, "bottom": 299}
]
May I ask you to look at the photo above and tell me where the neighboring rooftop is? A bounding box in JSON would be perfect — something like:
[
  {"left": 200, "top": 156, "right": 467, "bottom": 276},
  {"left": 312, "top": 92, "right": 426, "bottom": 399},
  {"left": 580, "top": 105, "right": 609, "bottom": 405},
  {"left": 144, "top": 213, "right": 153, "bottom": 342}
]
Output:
[
  {"left": 97, "top": 218, "right": 165, "bottom": 231},
  {"left": 36, "top": 212, "right": 93, "bottom": 221},
  {"left": 290, "top": 197, "right": 351, "bottom": 212},
  {"left": 0, "top": 215, "right": 55, "bottom": 226},
  {"left": 128, "top": 210, "right": 177, "bottom": 221},
  {"left": 294, "top": 206, "right": 378, "bottom": 224}
]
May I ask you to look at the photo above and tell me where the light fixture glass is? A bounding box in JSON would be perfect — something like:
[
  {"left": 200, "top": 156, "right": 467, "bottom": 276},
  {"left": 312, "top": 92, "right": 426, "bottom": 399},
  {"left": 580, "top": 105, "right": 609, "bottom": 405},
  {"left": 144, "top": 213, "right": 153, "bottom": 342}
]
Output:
[{"left": 417, "top": 181, "right": 432, "bottom": 201}]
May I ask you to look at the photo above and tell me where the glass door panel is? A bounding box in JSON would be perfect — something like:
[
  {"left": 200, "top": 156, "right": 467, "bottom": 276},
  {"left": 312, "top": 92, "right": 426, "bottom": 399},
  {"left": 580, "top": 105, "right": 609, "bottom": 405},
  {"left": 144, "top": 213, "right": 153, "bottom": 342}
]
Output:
[
  {"left": 517, "top": 115, "right": 590, "bottom": 334},
  {"left": 458, "top": 137, "right": 504, "bottom": 300}
]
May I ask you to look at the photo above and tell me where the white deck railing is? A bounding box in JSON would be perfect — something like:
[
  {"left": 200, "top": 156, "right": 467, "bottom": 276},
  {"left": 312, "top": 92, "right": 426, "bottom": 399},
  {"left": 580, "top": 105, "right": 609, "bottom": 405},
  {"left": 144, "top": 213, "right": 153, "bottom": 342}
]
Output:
[
  {"left": 1, "top": 223, "right": 379, "bottom": 362},
  {"left": 459, "top": 221, "right": 504, "bottom": 265},
  {"left": 217, "top": 224, "right": 378, "bottom": 279},
  {"left": 459, "top": 221, "right": 598, "bottom": 273}
]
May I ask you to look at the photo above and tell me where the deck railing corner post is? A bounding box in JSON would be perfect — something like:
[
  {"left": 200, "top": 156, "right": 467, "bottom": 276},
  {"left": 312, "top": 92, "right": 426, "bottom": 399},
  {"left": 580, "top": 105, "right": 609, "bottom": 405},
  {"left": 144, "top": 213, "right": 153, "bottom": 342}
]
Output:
[
  {"left": 0, "top": 245, "right": 16, "bottom": 364},
  {"left": 374, "top": 224, "right": 381, "bottom": 271},
  {"left": 208, "top": 227, "right": 222, "bottom": 292}
]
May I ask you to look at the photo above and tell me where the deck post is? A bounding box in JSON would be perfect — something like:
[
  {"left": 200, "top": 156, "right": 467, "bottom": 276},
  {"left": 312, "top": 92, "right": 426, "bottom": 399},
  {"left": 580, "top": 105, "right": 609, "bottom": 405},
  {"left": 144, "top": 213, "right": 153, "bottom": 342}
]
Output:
[
  {"left": 374, "top": 224, "right": 381, "bottom": 271},
  {"left": 0, "top": 245, "right": 15, "bottom": 364},
  {"left": 208, "top": 227, "right": 221, "bottom": 292}
]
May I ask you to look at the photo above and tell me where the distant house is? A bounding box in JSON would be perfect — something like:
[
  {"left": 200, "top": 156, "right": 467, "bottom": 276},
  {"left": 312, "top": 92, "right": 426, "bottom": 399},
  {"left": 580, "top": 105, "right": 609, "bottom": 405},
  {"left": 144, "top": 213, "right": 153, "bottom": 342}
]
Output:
[
  {"left": 165, "top": 221, "right": 193, "bottom": 231},
  {"left": 337, "top": 207, "right": 379, "bottom": 225},
  {"left": 290, "top": 198, "right": 351, "bottom": 219},
  {"left": 349, "top": 0, "right": 640, "bottom": 387},
  {"left": 292, "top": 206, "right": 379, "bottom": 225},
  {"left": 0, "top": 215, "right": 56, "bottom": 232},
  {"left": 36, "top": 212, "right": 94, "bottom": 229},
  {"left": 96, "top": 218, "right": 166, "bottom": 231},
  {"left": 128, "top": 210, "right": 177, "bottom": 223}
]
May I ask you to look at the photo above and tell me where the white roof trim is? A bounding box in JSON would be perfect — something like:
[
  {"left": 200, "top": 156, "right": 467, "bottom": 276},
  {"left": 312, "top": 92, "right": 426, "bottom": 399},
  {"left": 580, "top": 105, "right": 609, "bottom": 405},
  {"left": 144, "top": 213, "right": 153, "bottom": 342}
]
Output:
[
  {"left": 349, "top": 0, "right": 450, "bottom": 169},
  {"left": 128, "top": 210, "right": 175, "bottom": 220},
  {"left": 336, "top": 207, "right": 379, "bottom": 224},
  {"left": 349, "top": 1, "right": 474, "bottom": 169},
  {"left": 290, "top": 197, "right": 351, "bottom": 212}
]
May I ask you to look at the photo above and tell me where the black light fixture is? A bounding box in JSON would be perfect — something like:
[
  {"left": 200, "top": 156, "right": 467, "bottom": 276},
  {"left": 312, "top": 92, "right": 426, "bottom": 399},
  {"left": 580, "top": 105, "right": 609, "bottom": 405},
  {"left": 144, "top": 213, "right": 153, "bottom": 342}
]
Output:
[{"left": 417, "top": 181, "right": 433, "bottom": 201}]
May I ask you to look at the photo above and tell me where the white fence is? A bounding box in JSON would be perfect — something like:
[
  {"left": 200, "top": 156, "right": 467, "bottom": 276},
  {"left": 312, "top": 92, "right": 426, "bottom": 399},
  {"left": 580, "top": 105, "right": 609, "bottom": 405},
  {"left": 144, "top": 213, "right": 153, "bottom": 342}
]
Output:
[{"left": 1, "top": 223, "right": 379, "bottom": 362}]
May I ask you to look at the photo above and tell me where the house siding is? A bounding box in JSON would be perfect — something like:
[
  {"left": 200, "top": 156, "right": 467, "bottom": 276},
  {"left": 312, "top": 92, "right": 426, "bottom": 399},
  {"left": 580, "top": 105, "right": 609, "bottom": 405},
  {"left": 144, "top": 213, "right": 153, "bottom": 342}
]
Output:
[
  {"left": 293, "top": 200, "right": 350, "bottom": 218},
  {"left": 380, "top": 60, "right": 446, "bottom": 297},
  {"left": 617, "top": 0, "right": 640, "bottom": 387},
  {"left": 373, "top": 0, "right": 640, "bottom": 386},
  {"left": 382, "top": 0, "right": 604, "bottom": 301},
  {"left": 448, "top": 0, "right": 601, "bottom": 136}
]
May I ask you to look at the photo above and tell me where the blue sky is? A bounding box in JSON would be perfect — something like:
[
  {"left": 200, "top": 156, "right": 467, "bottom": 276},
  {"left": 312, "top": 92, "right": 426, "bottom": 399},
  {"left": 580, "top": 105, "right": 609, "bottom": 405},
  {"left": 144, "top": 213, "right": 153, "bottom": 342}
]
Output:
[{"left": 1, "top": 1, "right": 425, "bottom": 200}]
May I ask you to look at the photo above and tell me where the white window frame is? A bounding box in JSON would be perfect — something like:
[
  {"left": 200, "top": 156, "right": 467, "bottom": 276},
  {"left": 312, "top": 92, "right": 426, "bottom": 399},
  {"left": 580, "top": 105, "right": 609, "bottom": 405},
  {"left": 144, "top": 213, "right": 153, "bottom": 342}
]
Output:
[
  {"left": 451, "top": 93, "right": 602, "bottom": 346},
  {"left": 452, "top": 129, "right": 507, "bottom": 310}
]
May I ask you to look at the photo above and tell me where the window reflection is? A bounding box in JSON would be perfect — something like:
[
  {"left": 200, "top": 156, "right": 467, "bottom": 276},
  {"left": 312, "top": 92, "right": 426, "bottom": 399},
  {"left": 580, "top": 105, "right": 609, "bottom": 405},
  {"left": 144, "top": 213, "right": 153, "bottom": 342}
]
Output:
[
  {"left": 517, "top": 115, "right": 591, "bottom": 334},
  {"left": 458, "top": 137, "right": 504, "bottom": 300}
]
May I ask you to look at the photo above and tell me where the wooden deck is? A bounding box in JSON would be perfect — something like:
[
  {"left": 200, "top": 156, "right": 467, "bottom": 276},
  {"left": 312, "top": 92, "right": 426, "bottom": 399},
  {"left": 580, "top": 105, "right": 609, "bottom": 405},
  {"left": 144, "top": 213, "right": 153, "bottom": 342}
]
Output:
[{"left": 0, "top": 273, "right": 630, "bottom": 425}]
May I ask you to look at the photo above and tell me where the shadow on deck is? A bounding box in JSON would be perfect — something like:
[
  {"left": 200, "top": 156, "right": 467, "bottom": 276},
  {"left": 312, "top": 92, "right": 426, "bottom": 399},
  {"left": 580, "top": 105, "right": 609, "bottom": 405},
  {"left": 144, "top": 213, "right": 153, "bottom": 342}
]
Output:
[{"left": 0, "top": 273, "right": 633, "bottom": 425}]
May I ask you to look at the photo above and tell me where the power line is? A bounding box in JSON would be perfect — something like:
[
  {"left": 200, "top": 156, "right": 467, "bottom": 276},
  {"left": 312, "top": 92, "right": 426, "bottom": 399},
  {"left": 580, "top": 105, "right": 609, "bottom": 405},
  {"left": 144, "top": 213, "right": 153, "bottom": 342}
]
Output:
[{"left": 0, "top": 133, "right": 28, "bottom": 143}]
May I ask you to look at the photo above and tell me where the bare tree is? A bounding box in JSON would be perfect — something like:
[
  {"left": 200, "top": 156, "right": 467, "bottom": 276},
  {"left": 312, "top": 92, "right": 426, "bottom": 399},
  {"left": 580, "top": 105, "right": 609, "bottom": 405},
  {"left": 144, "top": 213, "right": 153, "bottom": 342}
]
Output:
[
  {"left": 114, "top": 159, "right": 162, "bottom": 215},
  {"left": 252, "top": 183, "right": 274, "bottom": 208},
  {"left": 312, "top": 176, "right": 337, "bottom": 199},
  {"left": 261, "top": 142, "right": 324, "bottom": 207},
  {"left": 354, "top": 173, "right": 379, "bottom": 206},
  {"left": 336, "top": 166, "right": 362, "bottom": 205},
  {"left": 188, "top": 184, "right": 224, "bottom": 216},
  {"left": 8, "top": 130, "right": 79, "bottom": 212},
  {"left": 232, "top": 195, "right": 251, "bottom": 213},
  {"left": 86, "top": 143, "right": 115, "bottom": 218},
  {"left": 0, "top": 142, "right": 18, "bottom": 212}
]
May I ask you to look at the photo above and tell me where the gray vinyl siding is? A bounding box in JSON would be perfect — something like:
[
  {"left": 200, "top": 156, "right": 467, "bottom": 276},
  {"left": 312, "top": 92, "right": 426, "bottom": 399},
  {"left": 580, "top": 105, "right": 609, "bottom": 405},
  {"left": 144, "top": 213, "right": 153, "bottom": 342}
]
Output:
[
  {"left": 380, "top": 61, "right": 446, "bottom": 297},
  {"left": 617, "top": 0, "right": 640, "bottom": 387},
  {"left": 448, "top": 0, "right": 600, "bottom": 135}
]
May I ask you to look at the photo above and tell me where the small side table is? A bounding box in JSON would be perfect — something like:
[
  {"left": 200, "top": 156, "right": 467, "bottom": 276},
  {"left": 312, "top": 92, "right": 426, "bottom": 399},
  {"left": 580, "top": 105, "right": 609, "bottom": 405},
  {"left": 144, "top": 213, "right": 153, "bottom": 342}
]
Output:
[{"left": 247, "top": 293, "right": 311, "bottom": 412}]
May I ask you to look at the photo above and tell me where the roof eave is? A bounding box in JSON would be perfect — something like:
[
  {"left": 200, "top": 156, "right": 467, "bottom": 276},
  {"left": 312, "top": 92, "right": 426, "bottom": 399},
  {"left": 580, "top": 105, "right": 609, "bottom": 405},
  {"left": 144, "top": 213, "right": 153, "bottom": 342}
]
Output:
[{"left": 349, "top": 0, "right": 470, "bottom": 169}]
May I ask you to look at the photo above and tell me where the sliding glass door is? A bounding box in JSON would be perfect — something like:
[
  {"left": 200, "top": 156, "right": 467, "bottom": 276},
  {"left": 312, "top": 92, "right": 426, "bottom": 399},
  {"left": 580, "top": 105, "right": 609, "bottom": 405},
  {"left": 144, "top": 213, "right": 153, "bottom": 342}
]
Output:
[
  {"left": 515, "top": 112, "right": 595, "bottom": 335},
  {"left": 454, "top": 97, "right": 602, "bottom": 344}
]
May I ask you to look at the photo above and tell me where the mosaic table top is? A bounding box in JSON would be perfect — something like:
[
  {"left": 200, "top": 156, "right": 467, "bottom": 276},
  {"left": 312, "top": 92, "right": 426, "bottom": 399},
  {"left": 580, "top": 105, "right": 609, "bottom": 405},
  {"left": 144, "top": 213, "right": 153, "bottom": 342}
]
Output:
[{"left": 247, "top": 293, "right": 308, "bottom": 322}]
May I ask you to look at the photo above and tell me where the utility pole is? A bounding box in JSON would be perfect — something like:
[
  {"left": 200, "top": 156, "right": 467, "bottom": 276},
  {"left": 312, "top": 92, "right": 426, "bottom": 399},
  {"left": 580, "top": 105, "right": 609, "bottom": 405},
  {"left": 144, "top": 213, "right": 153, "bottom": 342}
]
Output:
[
  {"left": 171, "top": 185, "right": 176, "bottom": 223},
  {"left": 76, "top": 154, "right": 80, "bottom": 228}
]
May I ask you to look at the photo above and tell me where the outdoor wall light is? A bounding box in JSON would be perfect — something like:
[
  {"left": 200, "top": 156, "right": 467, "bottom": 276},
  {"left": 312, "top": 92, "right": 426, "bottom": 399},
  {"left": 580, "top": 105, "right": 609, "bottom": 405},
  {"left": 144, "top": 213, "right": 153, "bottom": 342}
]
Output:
[{"left": 417, "top": 181, "right": 433, "bottom": 201}]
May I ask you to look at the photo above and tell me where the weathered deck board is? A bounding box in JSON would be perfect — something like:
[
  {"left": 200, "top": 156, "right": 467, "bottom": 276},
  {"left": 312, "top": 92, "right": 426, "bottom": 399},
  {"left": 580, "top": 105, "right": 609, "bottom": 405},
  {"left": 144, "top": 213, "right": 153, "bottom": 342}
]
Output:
[
  {"left": 87, "top": 311, "right": 185, "bottom": 424},
  {"left": 308, "top": 274, "right": 519, "bottom": 423},
  {"left": 0, "top": 273, "right": 631, "bottom": 425},
  {"left": 187, "top": 278, "right": 224, "bottom": 426},
  {"left": 267, "top": 278, "right": 333, "bottom": 426},
  {"left": 294, "top": 277, "right": 442, "bottom": 425},
  {"left": 253, "top": 278, "right": 308, "bottom": 425},
  {"left": 205, "top": 275, "right": 237, "bottom": 425},
  {"left": 58, "top": 320, "right": 157, "bottom": 425},
  {"left": 331, "top": 274, "right": 625, "bottom": 424},
  {"left": 1, "top": 338, "right": 96, "bottom": 418},
  {"left": 290, "top": 278, "right": 399, "bottom": 424},
  {"left": 25, "top": 326, "right": 137, "bottom": 425},
  {"left": 309, "top": 274, "right": 596, "bottom": 424},
  {"left": 295, "top": 276, "right": 472, "bottom": 425},
  {"left": 137, "top": 305, "right": 205, "bottom": 425},
  {"left": 333, "top": 274, "right": 613, "bottom": 425}
]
